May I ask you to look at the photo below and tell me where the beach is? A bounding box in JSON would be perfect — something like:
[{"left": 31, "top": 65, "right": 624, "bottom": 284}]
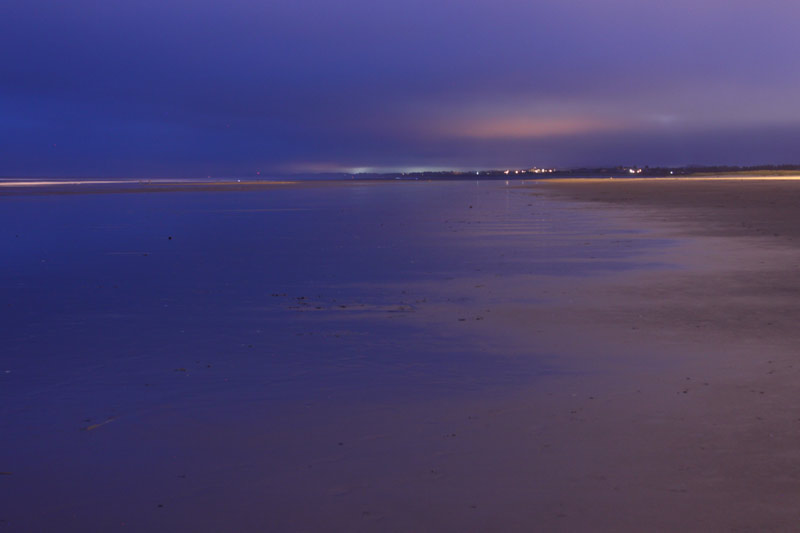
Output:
[{"left": 2, "top": 177, "right": 800, "bottom": 531}]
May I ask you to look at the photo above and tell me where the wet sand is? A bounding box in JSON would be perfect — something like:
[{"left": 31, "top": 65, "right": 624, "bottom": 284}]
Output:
[
  {"left": 539, "top": 176, "right": 800, "bottom": 240},
  {"left": 3, "top": 178, "right": 800, "bottom": 531},
  {"left": 312, "top": 178, "right": 800, "bottom": 531},
  {"left": 510, "top": 177, "right": 800, "bottom": 530}
]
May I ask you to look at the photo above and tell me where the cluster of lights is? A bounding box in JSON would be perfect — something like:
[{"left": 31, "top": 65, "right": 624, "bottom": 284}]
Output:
[
  {"left": 628, "top": 168, "right": 643, "bottom": 174},
  {"left": 496, "top": 168, "right": 556, "bottom": 175}
]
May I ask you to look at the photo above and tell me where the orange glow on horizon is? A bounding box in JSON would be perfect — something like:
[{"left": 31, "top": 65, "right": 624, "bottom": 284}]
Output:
[{"left": 439, "top": 116, "right": 630, "bottom": 140}]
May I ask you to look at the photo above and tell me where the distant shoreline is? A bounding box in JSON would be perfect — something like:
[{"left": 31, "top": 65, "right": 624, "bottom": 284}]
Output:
[
  {"left": 5, "top": 166, "right": 800, "bottom": 185},
  {"left": 6, "top": 171, "right": 800, "bottom": 196}
]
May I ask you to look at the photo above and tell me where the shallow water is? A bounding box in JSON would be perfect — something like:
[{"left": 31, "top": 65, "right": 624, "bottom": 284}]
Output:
[{"left": 1, "top": 180, "right": 669, "bottom": 531}]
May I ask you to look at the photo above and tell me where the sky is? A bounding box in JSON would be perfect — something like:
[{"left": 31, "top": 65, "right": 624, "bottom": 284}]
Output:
[{"left": 3, "top": 0, "right": 800, "bottom": 177}]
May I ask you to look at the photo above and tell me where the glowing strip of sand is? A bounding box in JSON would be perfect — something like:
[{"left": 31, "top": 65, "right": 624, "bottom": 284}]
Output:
[
  {"left": 0, "top": 180, "right": 130, "bottom": 187},
  {"left": 0, "top": 179, "right": 296, "bottom": 187},
  {"left": 538, "top": 175, "right": 800, "bottom": 183}
]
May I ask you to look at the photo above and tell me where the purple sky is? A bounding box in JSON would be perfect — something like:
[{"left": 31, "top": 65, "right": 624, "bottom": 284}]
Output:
[{"left": 3, "top": 0, "right": 800, "bottom": 176}]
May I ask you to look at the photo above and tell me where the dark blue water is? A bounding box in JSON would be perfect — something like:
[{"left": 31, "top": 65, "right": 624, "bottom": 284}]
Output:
[
  {"left": 0, "top": 181, "right": 668, "bottom": 531},
  {"left": 1, "top": 181, "right": 664, "bottom": 398}
]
